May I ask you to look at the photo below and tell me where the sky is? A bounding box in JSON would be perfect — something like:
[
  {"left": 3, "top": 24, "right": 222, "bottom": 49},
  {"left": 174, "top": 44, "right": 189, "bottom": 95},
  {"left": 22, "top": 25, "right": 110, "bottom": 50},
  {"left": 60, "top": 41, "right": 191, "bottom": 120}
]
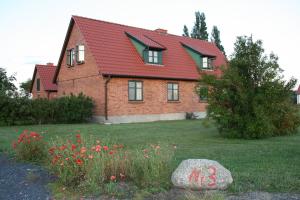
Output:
[{"left": 1, "top": 0, "right": 300, "bottom": 89}]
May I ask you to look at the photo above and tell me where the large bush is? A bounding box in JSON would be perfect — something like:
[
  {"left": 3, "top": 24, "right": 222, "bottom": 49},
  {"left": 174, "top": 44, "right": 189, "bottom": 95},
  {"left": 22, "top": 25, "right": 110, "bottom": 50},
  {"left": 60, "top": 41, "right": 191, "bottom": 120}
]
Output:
[
  {"left": 0, "top": 93, "right": 94, "bottom": 125},
  {"left": 200, "top": 36, "right": 300, "bottom": 139}
]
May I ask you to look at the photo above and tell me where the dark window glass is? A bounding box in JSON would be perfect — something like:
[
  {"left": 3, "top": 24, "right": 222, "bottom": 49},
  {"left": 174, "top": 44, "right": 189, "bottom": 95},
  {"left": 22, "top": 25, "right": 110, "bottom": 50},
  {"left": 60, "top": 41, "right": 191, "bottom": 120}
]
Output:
[
  {"left": 167, "top": 83, "right": 179, "bottom": 101},
  {"left": 128, "top": 81, "right": 143, "bottom": 101},
  {"left": 36, "top": 78, "right": 40, "bottom": 91}
]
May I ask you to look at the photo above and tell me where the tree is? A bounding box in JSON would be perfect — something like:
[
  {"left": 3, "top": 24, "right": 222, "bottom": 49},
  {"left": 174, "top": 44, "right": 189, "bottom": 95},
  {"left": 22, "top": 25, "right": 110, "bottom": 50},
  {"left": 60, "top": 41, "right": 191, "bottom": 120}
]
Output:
[
  {"left": 211, "top": 26, "right": 226, "bottom": 56},
  {"left": 200, "top": 36, "right": 300, "bottom": 139},
  {"left": 190, "top": 11, "right": 208, "bottom": 40},
  {"left": 199, "top": 12, "right": 208, "bottom": 40},
  {"left": 191, "top": 11, "right": 201, "bottom": 39},
  {"left": 182, "top": 25, "right": 189, "bottom": 37},
  {"left": 20, "top": 79, "right": 32, "bottom": 97},
  {"left": 0, "top": 68, "right": 17, "bottom": 97}
]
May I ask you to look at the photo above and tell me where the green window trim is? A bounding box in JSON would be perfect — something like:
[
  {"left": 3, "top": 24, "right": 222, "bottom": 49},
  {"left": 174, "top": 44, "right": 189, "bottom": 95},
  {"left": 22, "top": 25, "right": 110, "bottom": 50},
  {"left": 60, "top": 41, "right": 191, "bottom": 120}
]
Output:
[
  {"left": 167, "top": 83, "right": 179, "bottom": 101},
  {"left": 199, "top": 86, "right": 208, "bottom": 101},
  {"left": 128, "top": 80, "right": 143, "bottom": 101},
  {"left": 143, "top": 49, "right": 163, "bottom": 65},
  {"left": 182, "top": 45, "right": 214, "bottom": 70},
  {"left": 36, "top": 78, "right": 40, "bottom": 92}
]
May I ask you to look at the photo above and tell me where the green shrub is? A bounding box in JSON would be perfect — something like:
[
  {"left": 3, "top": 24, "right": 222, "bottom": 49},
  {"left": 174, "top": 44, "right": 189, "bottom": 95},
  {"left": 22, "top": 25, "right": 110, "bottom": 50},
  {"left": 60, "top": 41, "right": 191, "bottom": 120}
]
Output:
[
  {"left": 12, "top": 130, "right": 48, "bottom": 162},
  {"left": 0, "top": 93, "right": 94, "bottom": 125}
]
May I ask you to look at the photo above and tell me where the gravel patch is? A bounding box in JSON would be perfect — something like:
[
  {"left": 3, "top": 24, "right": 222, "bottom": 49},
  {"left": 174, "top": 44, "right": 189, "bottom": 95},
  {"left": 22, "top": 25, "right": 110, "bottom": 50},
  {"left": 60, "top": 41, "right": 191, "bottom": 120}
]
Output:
[{"left": 0, "top": 154, "right": 54, "bottom": 200}]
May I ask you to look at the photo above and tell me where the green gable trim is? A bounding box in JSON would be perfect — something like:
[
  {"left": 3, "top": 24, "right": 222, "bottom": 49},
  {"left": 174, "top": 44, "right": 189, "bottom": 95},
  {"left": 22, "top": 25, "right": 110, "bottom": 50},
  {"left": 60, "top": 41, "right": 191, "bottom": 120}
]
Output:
[
  {"left": 183, "top": 45, "right": 203, "bottom": 69},
  {"left": 128, "top": 37, "right": 146, "bottom": 58}
]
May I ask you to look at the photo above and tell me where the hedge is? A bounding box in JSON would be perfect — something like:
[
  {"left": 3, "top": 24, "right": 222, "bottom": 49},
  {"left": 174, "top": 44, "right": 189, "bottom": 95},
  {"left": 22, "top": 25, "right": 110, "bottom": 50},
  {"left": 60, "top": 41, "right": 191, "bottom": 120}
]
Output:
[{"left": 0, "top": 93, "right": 94, "bottom": 125}]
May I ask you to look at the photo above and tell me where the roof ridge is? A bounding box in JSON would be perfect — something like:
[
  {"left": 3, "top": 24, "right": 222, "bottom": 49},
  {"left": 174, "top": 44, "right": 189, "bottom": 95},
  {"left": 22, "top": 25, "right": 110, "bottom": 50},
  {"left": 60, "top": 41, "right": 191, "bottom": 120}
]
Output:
[{"left": 72, "top": 15, "right": 214, "bottom": 45}]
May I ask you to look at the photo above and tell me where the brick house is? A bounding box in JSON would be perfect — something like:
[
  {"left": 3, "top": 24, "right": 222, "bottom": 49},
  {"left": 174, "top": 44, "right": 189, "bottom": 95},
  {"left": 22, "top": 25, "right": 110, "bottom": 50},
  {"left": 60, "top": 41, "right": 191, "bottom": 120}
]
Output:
[
  {"left": 30, "top": 63, "right": 57, "bottom": 99},
  {"left": 52, "top": 16, "right": 227, "bottom": 123}
]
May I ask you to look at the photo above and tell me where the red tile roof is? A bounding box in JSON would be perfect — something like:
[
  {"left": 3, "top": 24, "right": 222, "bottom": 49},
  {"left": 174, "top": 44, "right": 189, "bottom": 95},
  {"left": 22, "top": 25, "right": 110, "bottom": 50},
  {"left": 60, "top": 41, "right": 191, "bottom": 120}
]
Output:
[
  {"left": 54, "top": 16, "right": 227, "bottom": 81},
  {"left": 30, "top": 64, "right": 57, "bottom": 92},
  {"left": 126, "top": 31, "right": 166, "bottom": 49}
]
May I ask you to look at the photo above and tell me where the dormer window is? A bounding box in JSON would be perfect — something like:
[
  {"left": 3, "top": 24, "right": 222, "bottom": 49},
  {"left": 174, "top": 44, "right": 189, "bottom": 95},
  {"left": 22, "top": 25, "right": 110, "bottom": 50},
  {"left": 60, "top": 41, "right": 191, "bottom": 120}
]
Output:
[
  {"left": 148, "top": 50, "right": 158, "bottom": 64},
  {"left": 67, "top": 49, "right": 75, "bottom": 67},
  {"left": 76, "top": 45, "right": 85, "bottom": 64},
  {"left": 144, "top": 49, "right": 162, "bottom": 65},
  {"left": 202, "top": 57, "right": 213, "bottom": 69}
]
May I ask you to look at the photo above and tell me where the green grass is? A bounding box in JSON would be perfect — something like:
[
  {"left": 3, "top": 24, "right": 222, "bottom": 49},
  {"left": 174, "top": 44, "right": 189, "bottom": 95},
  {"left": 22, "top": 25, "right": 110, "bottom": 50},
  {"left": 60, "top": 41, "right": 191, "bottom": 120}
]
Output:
[{"left": 0, "top": 120, "right": 300, "bottom": 193}]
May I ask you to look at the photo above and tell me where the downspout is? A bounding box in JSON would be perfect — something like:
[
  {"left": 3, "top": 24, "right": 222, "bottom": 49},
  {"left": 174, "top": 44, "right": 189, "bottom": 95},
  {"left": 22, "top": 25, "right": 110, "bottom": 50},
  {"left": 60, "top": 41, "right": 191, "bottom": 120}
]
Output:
[{"left": 104, "top": 76, "right": 111, "bottom": 121}]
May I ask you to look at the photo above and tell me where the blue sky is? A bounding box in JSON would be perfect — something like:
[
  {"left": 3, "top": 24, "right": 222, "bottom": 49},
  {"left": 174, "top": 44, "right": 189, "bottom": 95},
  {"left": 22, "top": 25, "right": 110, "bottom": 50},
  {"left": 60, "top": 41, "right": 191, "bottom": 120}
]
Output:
[{"left": 1, "top": 0, "right": 300, "bottom": 88}]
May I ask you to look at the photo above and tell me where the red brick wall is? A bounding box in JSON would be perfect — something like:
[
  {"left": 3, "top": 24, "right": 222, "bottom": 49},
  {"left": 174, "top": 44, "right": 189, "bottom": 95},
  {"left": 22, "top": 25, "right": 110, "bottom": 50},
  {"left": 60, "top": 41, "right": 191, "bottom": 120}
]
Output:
[
  {"left": 107, "top": 78, "right": 206, "bottom": 116},
  {"left": 56, "top": 23, "right": 206, "bottom": 118},
  {"left": 56, "top": 23, "right": 105, "bottom": 115},
  {"left": 32, "top": 72, "right": 47, "bottom": 99}
]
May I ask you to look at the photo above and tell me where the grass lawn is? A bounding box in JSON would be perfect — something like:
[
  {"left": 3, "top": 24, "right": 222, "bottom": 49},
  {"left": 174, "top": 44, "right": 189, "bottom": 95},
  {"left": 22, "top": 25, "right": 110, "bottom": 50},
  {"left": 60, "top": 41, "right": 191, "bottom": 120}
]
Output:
[{"left": 0, "top": 120, "right": 300, "bottom": 193}]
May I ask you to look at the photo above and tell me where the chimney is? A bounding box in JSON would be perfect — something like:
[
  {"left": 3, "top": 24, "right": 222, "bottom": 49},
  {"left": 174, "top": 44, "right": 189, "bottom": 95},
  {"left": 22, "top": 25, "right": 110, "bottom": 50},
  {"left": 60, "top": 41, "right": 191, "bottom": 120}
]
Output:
[
  {"left": 154, "top": 28, "right": 168, "bottom": 35},
  {"left": 46, "top": 62, "right": 54, "bottom": 66}
]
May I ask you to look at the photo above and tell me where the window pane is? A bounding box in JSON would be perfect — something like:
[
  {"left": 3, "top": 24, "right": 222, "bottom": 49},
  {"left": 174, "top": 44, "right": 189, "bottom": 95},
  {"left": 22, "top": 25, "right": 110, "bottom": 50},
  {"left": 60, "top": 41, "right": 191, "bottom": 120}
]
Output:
[
  {"left": 167, "top": 89, "right": 173, "bottom": 100},
  {"left": 167, "top": 83, "right": 172, "bottom": 90},
  {"left": 153, "top": 51, "right": 158, "bottom": 57},
  {"left": 148, "top": 51, "right": 153, "bottom": 56},
  {"left": 78, "top": 45, "right": 84, "bottom": 51},
  {"left": 78, "top": 51, "right": 84, "bottom": 62},
  {"left": 149, "top": 56, "right": 153, "bottom": 62},
  {"left": 136, "top": 82, "right": 142, "bottom": 88},
  {"left": 173, "top": 84, "right": 178, "bottom": 90},
  {"left": 173, "top": 90, "right": 179, "bottom": 100},
  {"left": 202, "top": 57, "right": 208, "bottom": 68},
  {"left": 129, "top": 88, "right": 135, "bottom": 100},
  {"left": 153, "top": 57, "right": 158, "bottom": 63},
  {"left": 136, "top": 88, "right": 142, "bottom": 100},
  {"left": 129, "top": 81, "right": 135, "bottom": 88}
]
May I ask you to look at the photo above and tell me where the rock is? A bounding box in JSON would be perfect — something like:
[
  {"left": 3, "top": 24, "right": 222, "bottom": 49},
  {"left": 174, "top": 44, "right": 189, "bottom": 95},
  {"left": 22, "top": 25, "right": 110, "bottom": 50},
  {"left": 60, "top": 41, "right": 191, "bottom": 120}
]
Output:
[{"left": 171, "top": 159, "right": 233, "bottom": 190}]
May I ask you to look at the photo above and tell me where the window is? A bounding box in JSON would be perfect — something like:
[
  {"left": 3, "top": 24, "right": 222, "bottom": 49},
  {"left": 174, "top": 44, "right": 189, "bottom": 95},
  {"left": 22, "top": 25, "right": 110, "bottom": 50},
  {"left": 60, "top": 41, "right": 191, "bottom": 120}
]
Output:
[
  {"left": 167, "top": 83, "right": 179, "bottom": 101},
  {"left": 148, "top": 50, "right": 159, "bottom": 64},
  {"left": 202, "top": 57, "right": 213, "bottom": 69},
  {"left": 36, "top": 78, "right": 40, "bottom": 91},
  {"left": 128, "top": 81, "right": 143, "bottom": 101},
  {"left": 67, "top": 49, "right": 75, "bottom": 66},
  {"left": 76, "top": 45, "right": 85, "bottom": 63},
  {"left": 199, "top": 87, "right": 208, "bottom": 101},
  {"left": 143, "top": 49, "right": 163, "bottom": 65}
]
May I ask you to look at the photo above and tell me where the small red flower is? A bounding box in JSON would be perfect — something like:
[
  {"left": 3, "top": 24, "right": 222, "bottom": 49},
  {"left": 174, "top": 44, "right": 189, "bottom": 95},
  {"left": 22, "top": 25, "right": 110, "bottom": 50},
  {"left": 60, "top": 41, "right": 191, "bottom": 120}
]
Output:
[
  {"left": 110, "top": 175, "right": 116, "bottom": 181},
  {"left": 71, "top": 144, "right": 77, "bottom": 151},
  {"left": 109, "top": 151, "right": 114, "bottom": 155},
  {"left": 76, "top": 158, "right": 83, "bottom": 165},
  {"left": 95, "top": 145, "right": 101, "bottom": 152},
  {"left": 59, "top": 145, "right": 67, "bottom": 151},
  {"left": 12, "top": 141, "right": 17, "bottom": 149},
  {"left": 49, "top": 147, "right": 56, "bottom": 155},
  {"left": 80, "top": 147, "right": 87, "bottom": 154},
  {"left": 88, "top": 154, "right": 94, "bottom": 159},
  {"left": 76, "top": 134, "right": 81, "bottom": 138},
  {"left": 103, "top": 146, "right": 109, "bottom": 151}
]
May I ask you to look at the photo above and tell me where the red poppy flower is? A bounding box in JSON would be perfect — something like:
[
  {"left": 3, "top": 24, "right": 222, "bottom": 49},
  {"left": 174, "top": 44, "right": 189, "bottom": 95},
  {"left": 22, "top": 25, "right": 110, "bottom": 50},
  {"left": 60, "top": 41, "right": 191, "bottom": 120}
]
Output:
[
  {"left": 71, "top": 144, "right": 77, "bottom": 151},
  {"left": 49, "top": 147, "right": 56, "bottom": 155},
  {"left": 95, "top": 145, "right": 101, "bottom": 152},
  {"left": 11, "top": 141, "right": 17, "bottom": 149},
  {"left": 110, "top": 175, "right": 116, "bottom": 181},
  {"left": 103, "top": 146, "right": 109, "bottom": 151},
  {"left": 60, "top": 145, "right": 67, "bottom": 151},
  {"left": 80, "top": 147, "right": 87, "bottom": 154},
  {"left": 76, "top": 158, "right": 83, "bottom": 165},
  {"left": 109, "top": 151, "right": 114, "bottom": 155}
]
